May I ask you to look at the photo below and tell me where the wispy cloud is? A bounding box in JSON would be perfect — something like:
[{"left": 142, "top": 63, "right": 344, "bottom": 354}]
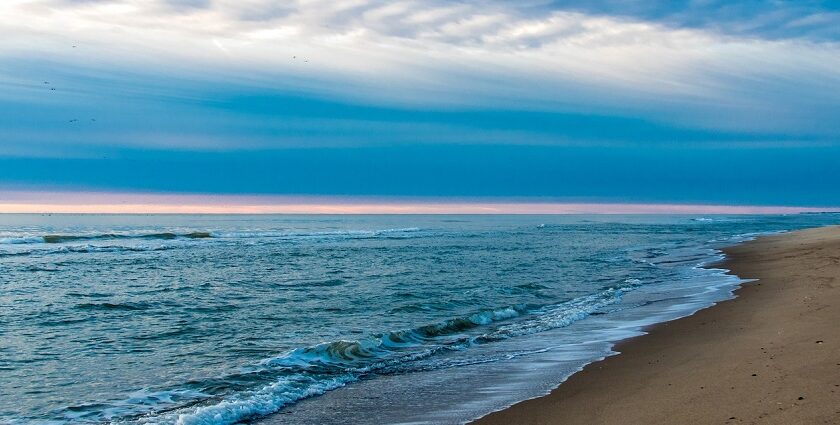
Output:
[
  {"left": 539, "top": 0, "right": 840, "bottom": 42},
  {"left": 1, "top": 0, "right": 838, "bottom": 135}
]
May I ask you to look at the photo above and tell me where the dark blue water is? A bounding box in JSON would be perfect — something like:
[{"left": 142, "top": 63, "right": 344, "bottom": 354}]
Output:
[{"left": 1, "top": 214, "right": 837, "bottom": 424}]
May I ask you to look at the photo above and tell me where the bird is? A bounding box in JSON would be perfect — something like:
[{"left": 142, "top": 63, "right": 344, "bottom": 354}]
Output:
[{"left": 50, "top": 88, "right": 56, "bottom": 91}]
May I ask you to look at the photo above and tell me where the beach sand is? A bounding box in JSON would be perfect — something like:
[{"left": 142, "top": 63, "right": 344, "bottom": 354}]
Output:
[{"left": 473, "top": 225, "right": 840, "bottom": 424}]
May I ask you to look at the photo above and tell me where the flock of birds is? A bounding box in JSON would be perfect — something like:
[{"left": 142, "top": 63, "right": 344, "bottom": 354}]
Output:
[
  {"left": 43, "top": 81, "right": 91, "bottom": 124},
  {"left": 47, "top": 92, "right": 95, "bottom": 123},
  {"left": 43, "top": 47, "right": 96, "bottom": 124}
]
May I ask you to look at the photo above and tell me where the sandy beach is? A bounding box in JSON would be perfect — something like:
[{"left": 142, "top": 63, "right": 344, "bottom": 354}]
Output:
[{"left": 474, "top": 225, "right": 840, "bottom": 425}]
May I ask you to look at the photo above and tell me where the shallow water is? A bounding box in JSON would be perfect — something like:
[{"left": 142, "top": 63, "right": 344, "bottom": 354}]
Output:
[{"left": 1, "top": 213, "right": 837, "bottom": 424}]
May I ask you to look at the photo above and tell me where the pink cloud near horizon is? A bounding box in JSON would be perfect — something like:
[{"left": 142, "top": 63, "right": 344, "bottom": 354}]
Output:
[{"left": 0, "top": 191, "right": 835, "bottom": 214}]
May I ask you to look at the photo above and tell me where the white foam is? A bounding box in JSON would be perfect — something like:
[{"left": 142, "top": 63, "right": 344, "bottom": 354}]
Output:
[
  {"left": 0, "top": 236, "right": 43, "bottom": 244},
  {"left": 469, "top": 307, "right": 520, "bottom": 325},
  {"left": 216, "top": 227, "right": 422, "bottom": 240},
  {"left": 140, "top": 374, "right": 355, "bottom": 425}
]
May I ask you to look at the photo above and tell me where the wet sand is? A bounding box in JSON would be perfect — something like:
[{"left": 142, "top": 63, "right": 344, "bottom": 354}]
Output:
[{"left": 473, "top": 225, "right": 840, "bottom": 424}]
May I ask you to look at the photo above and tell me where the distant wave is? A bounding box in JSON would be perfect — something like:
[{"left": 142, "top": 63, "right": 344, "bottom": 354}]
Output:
[
  {"left": 0, "top": 232, "right": 212, "bottom": 245},
  {"left": 44, "top": 232, "right": 212, "bottom": 243},
  {"left": 0, "top": 244, "right": 176, "bottom": 258},
  {"left": 0, "top": 228, "right": 422, "bottom": 246},
  {"left": 0, "top": 236, "right": 44, "bottom": 244},
  {"left": 691, "top": 217, "right": 747, "bottom": 223},
  {"left": 214, "top": 227, "right": 423, "bottom": 240},
  {"left": 0, "top": 228, "right": 426, "bottom": 260}
]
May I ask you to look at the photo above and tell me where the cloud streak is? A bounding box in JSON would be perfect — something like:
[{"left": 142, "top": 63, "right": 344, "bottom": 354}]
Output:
[{"left": 1, "top": 0, "right": 838, "bottom": 135}]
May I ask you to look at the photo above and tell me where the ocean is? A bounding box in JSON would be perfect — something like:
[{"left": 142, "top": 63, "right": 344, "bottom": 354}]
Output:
[{"left": 1, "top": 213, "right": 838, "bottom": 424}]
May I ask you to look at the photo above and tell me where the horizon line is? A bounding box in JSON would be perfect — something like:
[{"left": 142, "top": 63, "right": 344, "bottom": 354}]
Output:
[{"left": 0, "top": 192, "right": 837, "bottom": 215}]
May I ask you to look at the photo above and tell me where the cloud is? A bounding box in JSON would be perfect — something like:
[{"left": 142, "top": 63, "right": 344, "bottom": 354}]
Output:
[
  {"left": 527, "top": 0, "right": 840, "bottom": 42},
  {"left": 0, "top": 0, "right": 838, "bottom": 153}
]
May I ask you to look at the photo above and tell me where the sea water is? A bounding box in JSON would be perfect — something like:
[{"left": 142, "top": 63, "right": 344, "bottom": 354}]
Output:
[{"left": 1, "top": 213, "right": 837, "bottom": 424}]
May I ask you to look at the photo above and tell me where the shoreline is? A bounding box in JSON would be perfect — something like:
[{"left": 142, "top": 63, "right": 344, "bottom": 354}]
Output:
[{"left": 473, "top": 225, "right": 840, "bottom": 424}]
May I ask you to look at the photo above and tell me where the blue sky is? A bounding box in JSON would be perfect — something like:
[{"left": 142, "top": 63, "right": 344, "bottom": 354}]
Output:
[{"left": 1, "top": 0, "right": 839, "bottom": 206}]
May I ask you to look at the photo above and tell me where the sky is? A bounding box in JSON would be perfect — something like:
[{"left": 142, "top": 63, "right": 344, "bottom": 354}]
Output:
[{"left": 1, "top": 0, "right": 839, "bottom": 211}]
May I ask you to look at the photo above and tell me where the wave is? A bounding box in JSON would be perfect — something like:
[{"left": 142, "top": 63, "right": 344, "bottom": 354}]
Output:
[
  {"left": 0, "top": 244, "right": 176, "bottom": 258},
  {"left": 691, "top": 217, "right": 747, "bottom": 223},
  {"left": 0, "top": 228, "right": 422, "bottom": 246},
  {"left": 71, "top": 283, "right": 636, "bottom": 425},
  {"left": 0, "top": 232, "right": 212, "bottom": 245},
  {"left": 75, "top": 302, "right": 152, "bottom": 312},
  {"left": 42, "top": 232, "right": 211, "bottom": 244},
  {"left": 0, "top": 228, "right": 425, "bottom": 260},
  {"left": 215, "top": 227, "right": 423, "bottom": 240},
  {"left": 0, "top": 236, "right": 44, "bottom": 244}
]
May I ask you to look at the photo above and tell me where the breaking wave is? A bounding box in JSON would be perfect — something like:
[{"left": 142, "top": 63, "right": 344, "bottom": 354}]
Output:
[{"left": 55, "top": 283, "right": 635, "bottom": 425}]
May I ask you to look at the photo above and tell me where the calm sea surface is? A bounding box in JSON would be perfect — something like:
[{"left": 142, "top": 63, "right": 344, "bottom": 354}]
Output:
[{"left": 1, "top": 214, "right": 838, "bottom": 424}]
